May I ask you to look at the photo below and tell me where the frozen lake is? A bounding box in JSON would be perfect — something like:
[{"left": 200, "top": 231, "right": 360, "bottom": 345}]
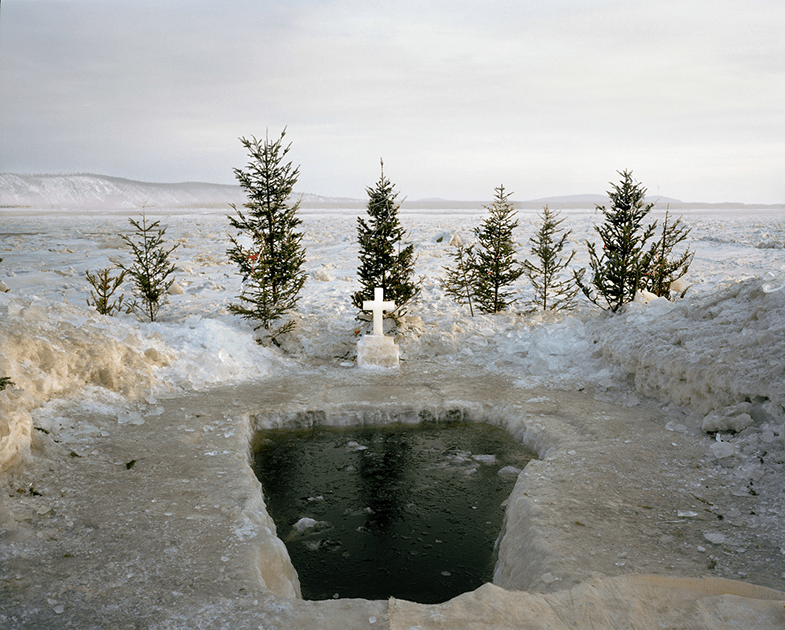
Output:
[{"left": 1, "top": 201, "right": 784, "bottom": 627}]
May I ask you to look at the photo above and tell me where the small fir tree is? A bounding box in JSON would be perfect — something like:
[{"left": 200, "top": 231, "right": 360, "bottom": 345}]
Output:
[
  {"left": 640, "top": 210, "right": 694, "bottom": 299},
  {"left": 86, "top": 267, "right": 127, "bottom": 315},
  {"left": 471, "top": 185, "right": 524, "bottom": 314},
  {"left": 522, "top": 206, "right": 579, "bottom": 311},
  {"left": 352, "top": 160, "right": 419, "bottom": 319},
  {"left": 120, "top": 214, "right": 179, "bottom": 322},
  {"left": 440, "top": 243, "right": 479, "bottom": 317},
  {"left": 227, "top": 130, "right": 307, "bottom": 344},
  {"left": 577, "top": 170, "right": 657, "bottom": 312}
]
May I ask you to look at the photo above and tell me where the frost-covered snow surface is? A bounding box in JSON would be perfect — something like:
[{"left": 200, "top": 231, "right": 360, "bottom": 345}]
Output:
[{"left": 1, "top": 202, "right": 785, "bottom": 628}]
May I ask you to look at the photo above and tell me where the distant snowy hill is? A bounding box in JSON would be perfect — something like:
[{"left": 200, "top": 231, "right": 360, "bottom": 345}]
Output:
[
  {"left": 2, "top": 173, "right": 777, "bottom": 211},
  {"left": 0, "top": 173, "right": 245, "bottom": 209},
  {"left": 0, "top": 173, "right": 361, "bottom": 210}
]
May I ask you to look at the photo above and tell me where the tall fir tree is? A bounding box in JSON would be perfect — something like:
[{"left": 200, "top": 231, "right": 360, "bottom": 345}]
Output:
[
  {"left": 227, "top": 130, "right": 307, "bottom": 344},
  {"left": 472, "top": 185, "right": 524, "bottom": 314},
  {"left": 577, "top": 170, "right": 657, "bottom": 312},
  {"left": 352, "top": 160, "right": 419, "bottom": 318},
  {"left": 522, "top": 206, "right": 579, "bottom": 311}
]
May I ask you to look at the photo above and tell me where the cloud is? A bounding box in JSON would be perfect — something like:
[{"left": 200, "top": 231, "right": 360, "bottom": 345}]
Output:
[{"left": 1, "top": 0, "right": 783, "bottom": 202}]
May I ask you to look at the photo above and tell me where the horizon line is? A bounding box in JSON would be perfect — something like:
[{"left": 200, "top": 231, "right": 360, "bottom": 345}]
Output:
[{"left": 1, "top": 171, "right": 783, "bottom": 209}]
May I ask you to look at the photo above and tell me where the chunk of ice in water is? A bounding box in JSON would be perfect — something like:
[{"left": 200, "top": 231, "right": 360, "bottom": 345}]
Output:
[
  {"left": 677, "top": 510, "right": 699, "bottom": 518},
  {"left": 293, "top": 517, "right": 320, "bottom": 532}
]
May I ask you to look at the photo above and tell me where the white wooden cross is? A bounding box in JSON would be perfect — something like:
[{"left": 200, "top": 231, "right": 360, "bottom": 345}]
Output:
[{"left": 363, "top": 287, "right": 396, "bottom": 337}]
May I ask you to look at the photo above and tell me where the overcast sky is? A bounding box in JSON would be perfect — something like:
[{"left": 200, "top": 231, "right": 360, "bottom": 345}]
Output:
[{"left": 1, "top": 0, "right": 783, "bottom": 203}]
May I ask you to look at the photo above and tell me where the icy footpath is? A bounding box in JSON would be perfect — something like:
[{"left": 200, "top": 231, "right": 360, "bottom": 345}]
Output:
[{"left": 591, "top": 279, "right": 785, "bottom": 552}]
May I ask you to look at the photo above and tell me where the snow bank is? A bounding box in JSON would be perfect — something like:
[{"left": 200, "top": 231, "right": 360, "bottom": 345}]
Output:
[
  {"left": 0, "top": 294, "right": 171, "bottom": 400},
  {"left": 397, "top": 274, "right": 785, "bottom": 430},
  {"left": 595, "top": 278, "right": 785, "bottom": 418},
  {"left": 0, "top": 294, "right": 168, "bottom": 471},
  {"left": 0, "top": 292, "right": 278, "bottom": 471},
  {"left": 154, "top": 315, "right": 279, "bottom": 391}
]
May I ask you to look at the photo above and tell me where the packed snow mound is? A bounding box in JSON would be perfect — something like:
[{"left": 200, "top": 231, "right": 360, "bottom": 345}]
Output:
[
  {"left": 0, "top": 293, "right": 280, "bottom": 471},
  {"left": 0, "top": 293, "right": 170, "bottom": 404},
  {"left": 154, "top": 315, "right": 280, "bottom": 391},
  {"left": 0, "top": 403, "right": 31, "bottom": 475},
  {"left": 0, "top": 294, "right": 279, "bottom": 404},
  {"left": 0, "top": 294, "right": 168, "bottom": 472},
  {"left": 594, "top": 278, "right": 785, "bottom": 418}
]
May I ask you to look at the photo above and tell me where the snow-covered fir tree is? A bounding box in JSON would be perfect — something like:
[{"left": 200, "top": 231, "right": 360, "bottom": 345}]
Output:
[
  {"left": 352, "top": 160, "right": 419, "bottom": 319},
  {"left": 227, "top": 129, "right": 307, "bottom": 344}
]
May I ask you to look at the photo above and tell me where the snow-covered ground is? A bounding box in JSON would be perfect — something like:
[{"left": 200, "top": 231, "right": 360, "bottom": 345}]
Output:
[
  {"left": 1, "top": 201, "right": 785, "bottom": 625},
  {"left": 2, "top": 205, "right": 784, "bottom": 431}
]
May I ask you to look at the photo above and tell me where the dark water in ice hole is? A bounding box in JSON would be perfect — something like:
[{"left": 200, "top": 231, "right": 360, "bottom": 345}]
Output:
[{"left": 252, "top": 421, "right": 537, "bottom": 604}]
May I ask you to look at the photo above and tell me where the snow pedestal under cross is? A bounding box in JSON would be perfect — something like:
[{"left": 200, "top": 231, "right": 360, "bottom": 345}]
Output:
[{"left": 357, "top": 287, "right": 399, "bottom": 368}]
